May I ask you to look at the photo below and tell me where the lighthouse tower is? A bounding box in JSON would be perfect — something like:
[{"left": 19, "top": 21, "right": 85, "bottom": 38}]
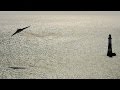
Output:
[
  {"left": 107, "top": 34, "right": 112, "bottom": 57},
  {"left": 107, "top": 34, "right": 116, "bottom": 57}
]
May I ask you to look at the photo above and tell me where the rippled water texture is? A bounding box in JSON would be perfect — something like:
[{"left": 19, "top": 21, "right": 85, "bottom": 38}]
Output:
[{"left": 0, "top": 15, "right": 120, "bottom": 79}]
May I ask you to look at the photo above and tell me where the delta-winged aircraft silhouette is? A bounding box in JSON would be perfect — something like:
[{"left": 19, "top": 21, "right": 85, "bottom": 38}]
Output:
[{"left": 11, "top": 26, "right": 30, "bottom": 36}]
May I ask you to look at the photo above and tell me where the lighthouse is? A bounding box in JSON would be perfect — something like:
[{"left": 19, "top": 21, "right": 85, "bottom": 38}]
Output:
[{"left": 107, "top": 34, "right": 116, "bottom": 57}]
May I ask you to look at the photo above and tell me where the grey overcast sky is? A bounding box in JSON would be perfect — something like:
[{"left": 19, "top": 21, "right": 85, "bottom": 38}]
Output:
[{"left": 0, "top": 11, "right": 120, "bottom": 15}]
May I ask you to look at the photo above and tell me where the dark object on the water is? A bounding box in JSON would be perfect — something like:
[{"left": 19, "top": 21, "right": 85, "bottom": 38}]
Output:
[
  {"left": 11, "top": 26, "right": 30, "bottom": 36},
  {"left": 9, "top": 67, "right": 26, "bottom": 69},
  {"left": 112, "top": 53, "right": 116, "bottom": 56},
  {"left": 107, "top": 34, "right": 116, "bottom": 57}
]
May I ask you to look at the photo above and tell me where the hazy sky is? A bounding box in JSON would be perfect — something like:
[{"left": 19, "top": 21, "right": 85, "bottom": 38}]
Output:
[{"left": 0, "top": 11, "right": 120, "bottom": 15}]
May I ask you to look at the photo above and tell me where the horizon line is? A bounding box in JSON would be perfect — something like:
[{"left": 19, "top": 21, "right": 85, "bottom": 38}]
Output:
[{"left": 0, "top": 11, "right": 120, "bottom": 15}]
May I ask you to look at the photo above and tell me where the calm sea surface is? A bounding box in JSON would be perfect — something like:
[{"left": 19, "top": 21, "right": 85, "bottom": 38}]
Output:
[{"left": 0, "top": 15, "right": 120, "bottom": 79}]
